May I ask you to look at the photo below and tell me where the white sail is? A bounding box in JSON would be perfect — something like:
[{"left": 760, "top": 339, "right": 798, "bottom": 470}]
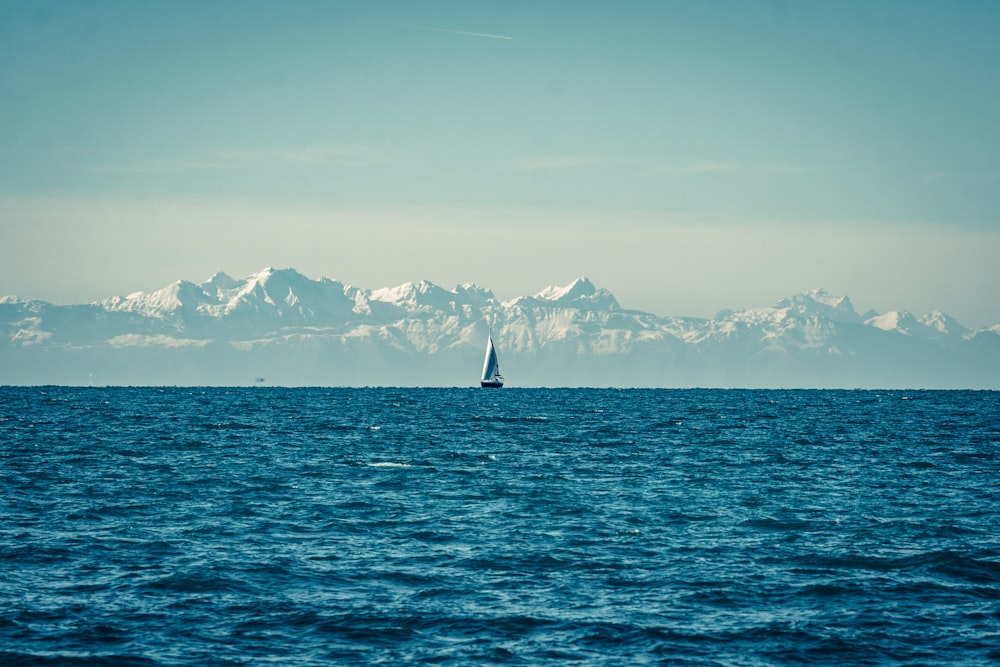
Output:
[{"left": 480, "top": 333, "right": 503, "bottom": 387}]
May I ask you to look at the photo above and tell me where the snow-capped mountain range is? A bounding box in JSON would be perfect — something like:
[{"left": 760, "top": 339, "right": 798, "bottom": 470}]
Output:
[{"left": 2, "top": 267, "right": 998, "bottom": 387}]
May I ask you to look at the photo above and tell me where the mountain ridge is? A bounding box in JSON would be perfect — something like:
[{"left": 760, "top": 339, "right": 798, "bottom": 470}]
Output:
[{"left": 2, "top": 268, "right": 998, "bottom": 387}]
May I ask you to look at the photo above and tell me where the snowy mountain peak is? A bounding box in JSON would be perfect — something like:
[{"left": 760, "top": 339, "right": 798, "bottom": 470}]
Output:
[
  {"left": 536, "top": 276, "right": 596, "bottom": 301},
  {"left": 866, "top": 310, "right": 920, "bottom": 334},
  {"left": 455, "top": 282, "right": 497, "bottom": 303},
  {"left": 202, "top": 271, "right": 240, "bottom": 291},
  {"left": 247, "top": 266, "right": 309, "bottom": 286},
  {"left": 863, "top": 308, "right": 972, "bottom": 343},
  {"left": 920, "top": 310, "right": 969, "bottom": 337},
  {"left": 101, "top": 279, "right": 209, "bottom": 316},
  {"left": 366, "top": 280, "right": 493, "bottom": 314},
  {"left": 775, "top": 288, "right": 860, "bottom": 323},
  {"left": 370, "top": 280, "right": 437, "bottom": 304},
  {"left": 530, "top": 277, "right": 620, "bottom": 311}
]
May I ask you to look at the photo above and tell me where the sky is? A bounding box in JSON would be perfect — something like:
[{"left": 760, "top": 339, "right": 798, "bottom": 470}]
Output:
[{"left": 1, "top": 0, "right": 999, "bottom": 327}]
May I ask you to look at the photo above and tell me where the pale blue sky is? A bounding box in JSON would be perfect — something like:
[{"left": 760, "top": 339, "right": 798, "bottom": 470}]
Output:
[{"left": 2, "top": 1, "right": 998, "bottom": 326}]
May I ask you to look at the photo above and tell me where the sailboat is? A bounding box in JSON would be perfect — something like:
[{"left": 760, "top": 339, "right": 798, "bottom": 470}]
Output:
[{"left": 480, "top": 331, "right": 504, "bottom": 388}]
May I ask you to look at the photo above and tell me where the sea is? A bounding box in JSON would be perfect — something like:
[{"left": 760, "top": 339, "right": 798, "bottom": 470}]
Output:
[{"left": 1, "top": 387, "right": 999, "bottom": 666}]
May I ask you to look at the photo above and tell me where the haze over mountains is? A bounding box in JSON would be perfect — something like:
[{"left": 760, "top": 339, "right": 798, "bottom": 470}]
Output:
[{"left": 2, "top": 267, "right": 998, "bottom": 387}]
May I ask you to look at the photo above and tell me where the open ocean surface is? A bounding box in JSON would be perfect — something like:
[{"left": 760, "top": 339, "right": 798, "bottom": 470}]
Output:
[{"left": 2, "top": 387, "right": 999, "bottom": 666}]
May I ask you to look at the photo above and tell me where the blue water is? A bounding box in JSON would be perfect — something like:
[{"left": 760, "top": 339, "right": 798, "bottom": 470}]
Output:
[{"left": 2, "top": 387, "right": 999, "bottom": 666}]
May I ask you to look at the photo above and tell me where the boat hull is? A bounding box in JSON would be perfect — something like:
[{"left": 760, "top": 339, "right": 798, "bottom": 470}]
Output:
[{"left": 480, "top": 380, "right": 504, "bottom": 388}]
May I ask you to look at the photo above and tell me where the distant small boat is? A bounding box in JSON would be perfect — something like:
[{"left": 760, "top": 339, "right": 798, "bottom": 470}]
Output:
[{"left": 480, "top": 331, "right": 504, "bottom": 388}]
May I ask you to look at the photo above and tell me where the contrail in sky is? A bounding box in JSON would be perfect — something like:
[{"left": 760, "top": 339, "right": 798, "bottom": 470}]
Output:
[{"left": 370, "top": 20, "right": 513, "bottom": 40}]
